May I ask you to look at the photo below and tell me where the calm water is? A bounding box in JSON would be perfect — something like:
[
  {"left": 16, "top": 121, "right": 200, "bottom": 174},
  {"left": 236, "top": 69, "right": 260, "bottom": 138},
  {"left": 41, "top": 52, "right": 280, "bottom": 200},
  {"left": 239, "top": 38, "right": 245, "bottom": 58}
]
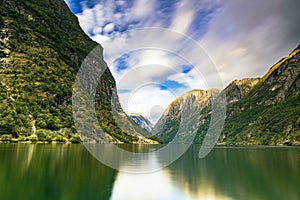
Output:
[{"left": 0, "top": 144, "right": 299, "bottom": 200}]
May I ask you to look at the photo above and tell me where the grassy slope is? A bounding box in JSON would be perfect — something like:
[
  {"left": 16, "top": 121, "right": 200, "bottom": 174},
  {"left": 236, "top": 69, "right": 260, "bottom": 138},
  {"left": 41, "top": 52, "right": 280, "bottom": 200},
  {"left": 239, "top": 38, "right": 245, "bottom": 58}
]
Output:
[
  {"left": 211, "top": 47, "right": 300, "bottom": 145},
  {"left": 0, "top": 0, "right": 141, "bottom": 143}
]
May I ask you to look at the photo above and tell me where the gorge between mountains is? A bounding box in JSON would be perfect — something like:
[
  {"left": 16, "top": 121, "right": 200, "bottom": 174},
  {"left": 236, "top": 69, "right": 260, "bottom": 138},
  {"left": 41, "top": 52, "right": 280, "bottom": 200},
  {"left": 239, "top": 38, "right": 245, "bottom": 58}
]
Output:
[
  {"left": 1, "top": 1, "right": 300, "bottom": 199},
  {"left": 0, "top": 0, "right": 299, "bottom": 146}
]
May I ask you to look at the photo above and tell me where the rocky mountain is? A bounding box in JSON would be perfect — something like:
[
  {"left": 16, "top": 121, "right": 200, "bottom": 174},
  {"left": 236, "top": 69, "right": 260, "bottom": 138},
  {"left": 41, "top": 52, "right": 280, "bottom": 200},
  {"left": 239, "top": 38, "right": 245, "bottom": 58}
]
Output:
[
  {"left": 152, "top": 89, "right": 220, "bottom": 143},
  {"left": 0, "top": 0, "right": 155, "bottom": 143},
  {"left": 225, "top": 78, "right": 260, "bottom": 104},
  {"left": 129, "top": 113, "right": 153, "bottom": 132},
  {"left": 154, "top": 45, "right": 300, "bottom": 145}
]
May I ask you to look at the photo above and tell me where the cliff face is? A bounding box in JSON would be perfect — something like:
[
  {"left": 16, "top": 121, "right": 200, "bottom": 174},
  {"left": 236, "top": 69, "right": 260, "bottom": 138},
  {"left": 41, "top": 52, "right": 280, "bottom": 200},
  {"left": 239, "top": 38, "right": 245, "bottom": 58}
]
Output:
[
  {"left": 152, "top": 89, "right": 220, "bottom": 143},
  {"left": 0, "top": 0, "right": 151, "bottom": 143},
  {"left": 225, "top": 78, "right": 260, "bottom": 104},
  {"left": 251, "top": 47, "right": 300, "bottom": 105},
  {"left": 155, "top": 45, "right": 300, "bottom": 145}
]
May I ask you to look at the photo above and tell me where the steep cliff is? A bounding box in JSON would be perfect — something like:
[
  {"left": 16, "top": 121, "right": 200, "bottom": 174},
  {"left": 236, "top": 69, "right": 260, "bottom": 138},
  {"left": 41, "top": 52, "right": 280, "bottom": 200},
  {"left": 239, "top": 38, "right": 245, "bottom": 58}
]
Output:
[
  {"left": 225, "top": 78, "right": 260, "bottom": 104},
  {"left": 0, "top": 0, "right": 152, "bottom": 143}
]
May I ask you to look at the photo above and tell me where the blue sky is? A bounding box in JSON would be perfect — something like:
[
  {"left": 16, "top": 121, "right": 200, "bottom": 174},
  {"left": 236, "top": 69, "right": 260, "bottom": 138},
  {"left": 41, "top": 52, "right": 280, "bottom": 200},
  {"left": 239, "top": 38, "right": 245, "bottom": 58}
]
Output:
[
  {"left": 65, "top": 0, "right": 300, "bottom": 123},
  {"left": 66, "top": 0, "right": 219, "bottom": 40}
]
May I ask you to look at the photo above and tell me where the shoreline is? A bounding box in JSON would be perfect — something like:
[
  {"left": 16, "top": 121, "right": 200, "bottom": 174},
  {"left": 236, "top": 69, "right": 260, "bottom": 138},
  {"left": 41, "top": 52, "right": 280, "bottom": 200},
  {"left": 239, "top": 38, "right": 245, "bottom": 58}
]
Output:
[{"left": 0, "top": 141, "right": 299, "bottom": 147}]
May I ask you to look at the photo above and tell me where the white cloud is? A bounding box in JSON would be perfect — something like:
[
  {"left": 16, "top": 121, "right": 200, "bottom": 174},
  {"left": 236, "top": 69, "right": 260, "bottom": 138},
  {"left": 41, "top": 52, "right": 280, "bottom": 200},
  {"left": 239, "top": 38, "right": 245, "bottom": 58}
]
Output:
[
  {"left": 91, "top": 34, "right": 110, "bottom": 44},
  {"left": 76, "top": 7, "right": 96, "bottom": 33},
  {"left": 119, "top": 85, "right": 178, "bottom": 124},
  {"left": 99, "top": 27, "right": 223, "bottom": 122},
  {"left": 106, "top": 47, "right": 201, "bottom": 123},
  {"left": 130, "top": 0, "right": 155, "bottom": 20},
  {"left": 92, "top": 26, "right": 102, "bottom": 35},
  {"left": 116, "top": 0, "right": 125, "bottom": 6},
  {"left": 69, "top": 0, "right": 300, "bottom": 123},
  {"left": 103, "top": 23, "right": 115, "bottom": 33},
  {"left": 199, "top": 0, "right": 300, "bottom": 86},
  {"left": 170, "top": 0, "right": 195, "bottom": 34}
]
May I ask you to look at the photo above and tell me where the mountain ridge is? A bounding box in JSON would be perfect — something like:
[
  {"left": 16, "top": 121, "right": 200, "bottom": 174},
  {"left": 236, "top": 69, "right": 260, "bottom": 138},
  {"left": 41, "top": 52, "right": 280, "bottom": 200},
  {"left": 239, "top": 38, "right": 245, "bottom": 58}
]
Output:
[{"left": 154, "top": 45, "right": 300, "bottom": 145}]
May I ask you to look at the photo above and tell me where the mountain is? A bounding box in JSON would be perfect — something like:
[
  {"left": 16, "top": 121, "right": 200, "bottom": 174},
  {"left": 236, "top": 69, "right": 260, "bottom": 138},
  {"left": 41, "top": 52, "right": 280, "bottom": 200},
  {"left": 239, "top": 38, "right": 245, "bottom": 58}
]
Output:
[
  {"left": 129, "top": 113, "right": 153, "bottom": 132},
  {"left": 220, "top": 45, "right": 300, "bottom": 145},
  {"left": 152, "top": 89, "right": 220, "bottom": 143},
  {"left": 225, "top": 78, "right": 260, "bottom": 104},
  {"left": 154, "top": 45, "right": 300, "bottom": 145},
  {"left": 0, "top": 0, "right": 155, "bottom": 143}
]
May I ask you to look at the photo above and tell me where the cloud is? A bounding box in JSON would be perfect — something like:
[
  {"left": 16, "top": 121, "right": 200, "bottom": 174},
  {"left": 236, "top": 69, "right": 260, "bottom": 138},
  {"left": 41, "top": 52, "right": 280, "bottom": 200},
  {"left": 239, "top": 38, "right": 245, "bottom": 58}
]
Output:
[
  {"left": 199, "top": 0, "right": 300, "bottom": 85},
  {"left": 106, "top": 46, "right": 201, "bottom": 122},
  {"left": 170, "top": 0, "right": 195, "bottom": 34},
  {"left": 103, "top": 23, "right": 115, "bottom": 33},
  {"left": 129, "top": 0, "right": 155, "bottom": 20},
  {"left": 65, "top": 0, "right": 300, "bottom": 123},
  {"left": 118, "top": 85, "right": 178, "bottom": 124},
  {"left": 91, "top": 34, "right": 110, "bottom": 44},
  {"left": 75, "top": 6, "right": 96, "bottom": 33}
]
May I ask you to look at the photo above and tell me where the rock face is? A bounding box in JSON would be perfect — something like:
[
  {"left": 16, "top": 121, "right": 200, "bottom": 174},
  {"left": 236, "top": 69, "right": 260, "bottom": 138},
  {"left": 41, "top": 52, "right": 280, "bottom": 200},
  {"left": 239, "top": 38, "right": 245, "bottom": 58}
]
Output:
[
  {"left": 152, "top": 89, "right": 220, "bottom": 143},
  {"left": 225, "top": 78, "right": 260, "bottom": 104},
  {"left": 154, "top": 45, "right": 300, "bottom": 145},
  {"left": 0, "top": 0, "right": 151, "bottom": 143},
  {"left": 129, "top": 113, "right": 153, "bottom": 132},
  {"left": 252, "top": 47, "right": 300, "bottom": 105}
]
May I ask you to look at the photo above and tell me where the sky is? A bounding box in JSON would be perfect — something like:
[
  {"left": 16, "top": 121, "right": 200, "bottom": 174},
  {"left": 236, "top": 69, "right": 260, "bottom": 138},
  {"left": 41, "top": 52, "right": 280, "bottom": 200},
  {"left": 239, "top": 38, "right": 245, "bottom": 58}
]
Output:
[{"left": 65, "top": 0, "right": 300, "bottom": 123}]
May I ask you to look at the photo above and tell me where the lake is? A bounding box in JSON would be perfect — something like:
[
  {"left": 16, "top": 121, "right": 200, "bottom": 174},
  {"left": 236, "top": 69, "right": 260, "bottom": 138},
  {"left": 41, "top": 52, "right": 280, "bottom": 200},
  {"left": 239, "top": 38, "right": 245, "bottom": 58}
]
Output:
[{"left": 0, "top": 144, "right": 299, "bottom": 200}]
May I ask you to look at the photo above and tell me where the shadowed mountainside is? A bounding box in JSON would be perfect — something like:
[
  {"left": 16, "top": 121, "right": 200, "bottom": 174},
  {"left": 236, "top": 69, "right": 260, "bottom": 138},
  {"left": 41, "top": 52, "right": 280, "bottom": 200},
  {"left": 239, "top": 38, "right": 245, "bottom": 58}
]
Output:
[{"left": 0, "top": 0, "right": 155, "bottom": 143}]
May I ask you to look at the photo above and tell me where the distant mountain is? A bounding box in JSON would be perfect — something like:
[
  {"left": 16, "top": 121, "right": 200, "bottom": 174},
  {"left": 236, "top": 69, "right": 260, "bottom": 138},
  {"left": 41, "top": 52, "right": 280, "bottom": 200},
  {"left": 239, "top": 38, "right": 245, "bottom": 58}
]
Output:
[
  {"left": 153, "top": 45, "right": 300, "bottom": 145},
  {"left": 0, "top": 0, "right": 155, "bottom": 143},
  {"left": 129, "top": 113, "right": 153, "bottom": 132}
]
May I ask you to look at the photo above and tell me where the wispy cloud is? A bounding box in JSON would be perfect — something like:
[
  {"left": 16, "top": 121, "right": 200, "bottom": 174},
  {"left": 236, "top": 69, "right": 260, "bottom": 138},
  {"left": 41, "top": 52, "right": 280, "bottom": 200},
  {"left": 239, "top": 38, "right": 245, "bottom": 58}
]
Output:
[
  {"left": 200, "top": 0, "right": 300, "bottom": 84},
  {"left": 65, "top": 0, "right": 300, "bottom": 123}
]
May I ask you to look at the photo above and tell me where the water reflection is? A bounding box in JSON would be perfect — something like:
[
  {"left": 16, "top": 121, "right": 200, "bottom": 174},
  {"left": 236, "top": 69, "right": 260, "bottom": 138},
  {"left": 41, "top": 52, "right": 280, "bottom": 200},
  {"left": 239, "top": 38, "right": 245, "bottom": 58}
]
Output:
[
  {"left": 111, "top": 151, "right": 233, "bottom": 200},
  {"left": 167, "top": 146, "right": 300, "bottom": 200},
  {"left": 84, "top": 143, "right": 193, "bottom": 173},
  {"left": 0, "top": 144, "right": 117, "bottom": 200},
  {"left": 111, "top": 145, "right": 300, "bottom": 200},
  {"left": 111, "top": 161, "right": 180, "bottom": 200},
  {"left": 0, "top": 144, "right": 299, "bottom": 200}
]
